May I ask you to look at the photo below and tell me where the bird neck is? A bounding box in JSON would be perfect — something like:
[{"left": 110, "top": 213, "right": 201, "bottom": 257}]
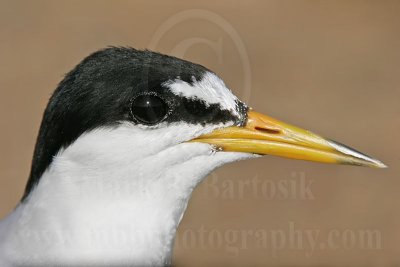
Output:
[
  {"left": 1, "top": 125, "right": 252, "bottom": 266},
  {"left": 9, "top": 175, "right": 188, "bottom": 265},
  {"left": 1, "top": 126, "right": 251, "bottom": 266},
  {"left": 6, "top": 155, "right": 203, "bottom": 265}
]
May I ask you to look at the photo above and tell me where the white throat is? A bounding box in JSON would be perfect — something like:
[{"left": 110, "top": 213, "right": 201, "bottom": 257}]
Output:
[{"left": 0, "top": 124, "right": 253, "bottom": 266}]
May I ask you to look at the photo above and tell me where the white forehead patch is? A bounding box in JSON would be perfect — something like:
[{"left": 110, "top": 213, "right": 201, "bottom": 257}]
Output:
[{"left": 163, "top": 72, "right": 240, "bottom": 116}]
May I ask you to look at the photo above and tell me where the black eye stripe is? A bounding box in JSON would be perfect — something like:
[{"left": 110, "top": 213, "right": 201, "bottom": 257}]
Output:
[
  {"left": 128, "top": 90, "right": 241, "bottom": 127},
  {"left": 161, "top": 96, "right": 239, "bottom": 125},
  {"left": 181, "top": 98, "right": 220, "bottom": 118}
]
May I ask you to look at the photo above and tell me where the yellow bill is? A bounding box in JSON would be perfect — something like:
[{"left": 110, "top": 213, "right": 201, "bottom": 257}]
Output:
[{"left": 191, "top": 110, "right": 386, "bottom": 168}]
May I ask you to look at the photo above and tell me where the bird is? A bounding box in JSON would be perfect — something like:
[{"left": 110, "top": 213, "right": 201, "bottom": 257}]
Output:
[{"left": 0, "top": 47, "right": 386, "bottom": 266}]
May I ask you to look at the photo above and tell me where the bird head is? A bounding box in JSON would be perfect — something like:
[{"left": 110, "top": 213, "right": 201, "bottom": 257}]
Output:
[{"left": 24, "top": 47, "right": 385, "bottom": 201}]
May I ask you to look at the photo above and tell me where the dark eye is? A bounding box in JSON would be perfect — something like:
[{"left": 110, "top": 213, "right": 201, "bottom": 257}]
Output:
[{"left": 131, "top": 94, "right": 168, "bottom": 125}]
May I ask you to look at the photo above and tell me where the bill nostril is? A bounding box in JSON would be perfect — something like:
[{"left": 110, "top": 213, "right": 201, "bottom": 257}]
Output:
[{"left": 255, "top": 126, "right": 281, "bottom": 135}]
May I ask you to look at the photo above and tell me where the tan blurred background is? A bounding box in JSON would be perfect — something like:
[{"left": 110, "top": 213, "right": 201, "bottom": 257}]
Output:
[{"left": 0, "top": 0, "right": 399, "bottom": 266}]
